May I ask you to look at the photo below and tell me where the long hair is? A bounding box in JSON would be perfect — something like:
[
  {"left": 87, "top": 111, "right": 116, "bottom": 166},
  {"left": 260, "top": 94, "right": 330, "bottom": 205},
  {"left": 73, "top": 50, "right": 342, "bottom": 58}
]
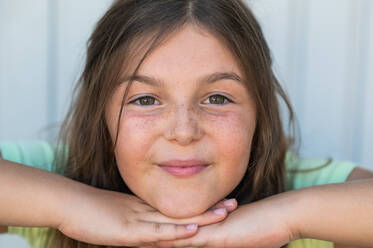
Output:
[{"left": 45, "top": 0, "right": 299, "bottom": 247}]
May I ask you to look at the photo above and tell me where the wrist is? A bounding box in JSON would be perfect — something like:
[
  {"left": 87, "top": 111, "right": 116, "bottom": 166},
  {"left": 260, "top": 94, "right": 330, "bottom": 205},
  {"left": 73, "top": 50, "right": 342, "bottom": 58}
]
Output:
[
  {"left": 53, "top": 175, "right": 94, "bottom": 229},
  {"left": 274, "top": 188, "right": 308, "bottom": 242},
  {"left": 283, "top": 186, "right": 324, "bottom": 241}
]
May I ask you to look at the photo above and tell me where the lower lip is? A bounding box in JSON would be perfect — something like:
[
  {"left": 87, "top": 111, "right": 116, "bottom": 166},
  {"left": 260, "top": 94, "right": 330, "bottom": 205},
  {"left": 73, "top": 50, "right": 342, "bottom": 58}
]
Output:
[{"left": 158, "top": 165, "right": 208, "bottom": 177}]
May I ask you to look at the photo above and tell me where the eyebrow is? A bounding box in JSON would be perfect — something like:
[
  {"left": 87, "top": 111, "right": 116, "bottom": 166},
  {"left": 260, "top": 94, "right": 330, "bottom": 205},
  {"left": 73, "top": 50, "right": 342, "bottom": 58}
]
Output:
[{"left": 120, "top": 71, "right": 244, "bottom": 87}]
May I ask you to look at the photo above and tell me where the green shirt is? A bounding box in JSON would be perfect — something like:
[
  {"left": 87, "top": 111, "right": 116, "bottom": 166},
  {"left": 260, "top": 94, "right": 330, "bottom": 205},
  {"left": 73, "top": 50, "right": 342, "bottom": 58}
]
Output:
[{"left": 0, "top": 141, "right": 358, "bottom": 248}]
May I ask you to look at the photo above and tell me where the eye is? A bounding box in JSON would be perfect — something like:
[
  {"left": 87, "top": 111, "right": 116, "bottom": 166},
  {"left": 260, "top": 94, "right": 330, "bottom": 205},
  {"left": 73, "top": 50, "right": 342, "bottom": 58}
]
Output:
[
  {"left": 202, "top": 94, "right": 233, "bottom": 105},
  {"left": 128, "top": 95, "right": 159, "bottom": 106},
  {"left": 128, "top": 94, "right": 233, "bottom": 106}
]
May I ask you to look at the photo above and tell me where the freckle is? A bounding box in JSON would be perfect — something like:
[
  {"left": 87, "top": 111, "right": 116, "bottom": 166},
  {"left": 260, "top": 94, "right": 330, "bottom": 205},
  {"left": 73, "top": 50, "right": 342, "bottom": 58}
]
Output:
[{"left": 136, "top": 115, "right": 157, "bottom": 128}]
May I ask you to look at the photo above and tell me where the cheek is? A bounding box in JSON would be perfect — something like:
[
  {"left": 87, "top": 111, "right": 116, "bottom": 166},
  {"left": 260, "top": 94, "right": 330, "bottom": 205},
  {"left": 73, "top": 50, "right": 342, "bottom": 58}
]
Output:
[
  {"left": 208, "top": 111, "right": 254, "bottom": 153},
  {"left": 209, "top": 112, "right": 255, "bottom": 185},
  {"left": 114, "top": 112, "right": 158, "bottom": 168}
]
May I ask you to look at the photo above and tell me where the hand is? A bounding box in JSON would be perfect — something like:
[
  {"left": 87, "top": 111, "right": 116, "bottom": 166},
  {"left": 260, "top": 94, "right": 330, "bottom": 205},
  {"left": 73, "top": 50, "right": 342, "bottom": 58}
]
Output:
[
  {"left": 156, "top": 192, "right": 298, "bottom": 248},
  {"left": 57, "top": 183, "right": 238, "bottom": 247}
]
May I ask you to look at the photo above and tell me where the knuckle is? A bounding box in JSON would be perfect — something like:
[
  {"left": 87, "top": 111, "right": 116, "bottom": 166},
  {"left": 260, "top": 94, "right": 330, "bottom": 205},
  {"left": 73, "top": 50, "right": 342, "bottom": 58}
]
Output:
[
  {"left": 119, "top": 222, "right": 143, "bottom": 246},
  {"left": 173, "top": 224, "right": 183, "bottom": 239},
  {"left": 153, "top": 222, "right": 163, "bottom": 234}
]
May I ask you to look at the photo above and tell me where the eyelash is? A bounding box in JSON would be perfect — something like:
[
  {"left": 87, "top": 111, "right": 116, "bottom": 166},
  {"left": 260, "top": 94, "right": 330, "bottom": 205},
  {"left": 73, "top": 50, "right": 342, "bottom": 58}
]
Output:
[{"left": 128, "top": 94, "right": 233, "bottom": 106}]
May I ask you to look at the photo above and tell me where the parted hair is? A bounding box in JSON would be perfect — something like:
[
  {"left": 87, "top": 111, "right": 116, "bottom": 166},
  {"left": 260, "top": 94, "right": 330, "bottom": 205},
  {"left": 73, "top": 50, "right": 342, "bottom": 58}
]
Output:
[{"left": 45, "top": 0, "right": 298, "bottom": 247}]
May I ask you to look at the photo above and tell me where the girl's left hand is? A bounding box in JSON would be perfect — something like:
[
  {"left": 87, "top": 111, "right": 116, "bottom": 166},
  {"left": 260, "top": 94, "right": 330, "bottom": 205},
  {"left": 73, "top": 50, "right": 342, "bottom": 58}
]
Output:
[{"left": 155, "top": 192, "right": 299, "bottom": 248}]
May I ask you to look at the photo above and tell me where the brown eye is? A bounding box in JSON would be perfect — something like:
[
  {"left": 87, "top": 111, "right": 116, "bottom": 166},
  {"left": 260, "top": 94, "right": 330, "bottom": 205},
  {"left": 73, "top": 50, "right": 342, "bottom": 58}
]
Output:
[
  {"left": 205, "top": 94, "right": 232, "bottom": 105},
  {"left": 130, "top": 96, "right": 158, "bottom": 106}
]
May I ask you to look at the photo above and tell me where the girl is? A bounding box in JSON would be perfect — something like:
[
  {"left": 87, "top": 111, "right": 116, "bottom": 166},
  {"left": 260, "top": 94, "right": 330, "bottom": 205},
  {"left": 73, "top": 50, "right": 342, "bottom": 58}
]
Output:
[{"left": 1, "top": 0, "right": 373, "bottom": 247}]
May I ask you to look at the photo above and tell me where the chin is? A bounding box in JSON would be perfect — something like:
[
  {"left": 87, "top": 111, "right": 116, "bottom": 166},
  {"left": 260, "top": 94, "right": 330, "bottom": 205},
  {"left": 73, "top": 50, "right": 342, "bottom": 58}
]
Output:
[
  {"left": 155, "top": 197, "right": 211, "bottom": 218},
  {"left": 158, "top": 205, "right": 207, "bottom": 218}
]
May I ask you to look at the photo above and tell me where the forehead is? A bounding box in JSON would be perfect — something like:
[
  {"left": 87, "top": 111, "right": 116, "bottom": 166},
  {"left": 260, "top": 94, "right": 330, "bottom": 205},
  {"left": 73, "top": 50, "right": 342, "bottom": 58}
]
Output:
[{"left": 121, "top": 24, "right": 245, "bottom": 85}]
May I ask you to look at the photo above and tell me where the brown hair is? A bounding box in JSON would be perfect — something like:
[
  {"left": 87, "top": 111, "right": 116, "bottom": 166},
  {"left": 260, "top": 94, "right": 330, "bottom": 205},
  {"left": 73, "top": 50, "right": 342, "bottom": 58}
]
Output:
[{"left": 45, "top": 0, "right": 300, "bottom": 247}]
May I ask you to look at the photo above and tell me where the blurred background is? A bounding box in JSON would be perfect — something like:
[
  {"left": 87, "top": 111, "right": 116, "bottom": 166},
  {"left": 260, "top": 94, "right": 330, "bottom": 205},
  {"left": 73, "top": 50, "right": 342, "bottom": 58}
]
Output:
[{"left": 0, "top": 0, "right": 372, "bottom": 246}]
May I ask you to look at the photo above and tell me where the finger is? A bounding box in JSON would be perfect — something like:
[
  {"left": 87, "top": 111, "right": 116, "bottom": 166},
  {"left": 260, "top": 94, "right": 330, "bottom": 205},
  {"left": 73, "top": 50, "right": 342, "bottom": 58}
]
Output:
[
  {"left": 133, "top": 221, "right": 199, "bottom": 244},
  {"left": 209, "top": 198, "right": 238, "bottom": 212},
  {"left": 139, "top": 207, "right": 228, "bottom": 227},
  {"left": 155, "top": 227, "right": 208, "bottom": 248}
]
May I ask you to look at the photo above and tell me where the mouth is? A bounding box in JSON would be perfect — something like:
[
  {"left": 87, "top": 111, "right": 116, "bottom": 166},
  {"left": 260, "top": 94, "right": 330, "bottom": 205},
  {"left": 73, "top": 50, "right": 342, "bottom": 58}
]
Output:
[{"left": 157, "top": 164, "right": 209, "bottom": 177}]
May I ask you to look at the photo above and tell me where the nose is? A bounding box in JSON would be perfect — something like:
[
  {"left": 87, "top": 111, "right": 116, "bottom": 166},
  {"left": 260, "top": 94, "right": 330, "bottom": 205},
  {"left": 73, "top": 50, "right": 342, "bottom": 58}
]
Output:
[{"left": 163, "top": 104, "right": 203, "bottom": 146}]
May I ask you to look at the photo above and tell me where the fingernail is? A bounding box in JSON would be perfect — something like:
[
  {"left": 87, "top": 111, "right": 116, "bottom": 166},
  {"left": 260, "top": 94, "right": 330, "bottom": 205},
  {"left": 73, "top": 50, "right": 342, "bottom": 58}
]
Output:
[
  {"left": 213, "top": 208, "right": 227, "bottom": 215},
  {"left": 186, "top": 224, "right": 198, "bottom": 230},
  {"left": 224, "top": 199, "right": 236, "bottom": 207}
]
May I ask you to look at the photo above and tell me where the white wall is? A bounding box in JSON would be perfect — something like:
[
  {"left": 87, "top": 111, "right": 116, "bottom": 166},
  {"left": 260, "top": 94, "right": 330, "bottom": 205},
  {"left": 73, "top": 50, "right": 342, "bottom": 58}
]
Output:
[
  {"left": 250, "top": 0, "right": 373, "bottom": 167},
  {"left": 0, "top": 0, "right": 113, "bottom": 142}
]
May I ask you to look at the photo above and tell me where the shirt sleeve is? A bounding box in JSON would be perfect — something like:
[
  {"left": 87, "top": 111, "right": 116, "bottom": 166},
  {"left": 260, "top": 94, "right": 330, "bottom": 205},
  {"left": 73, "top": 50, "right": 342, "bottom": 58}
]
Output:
[
  {"left": 284, "top": 152, "right": 359, "bottom": 247},
  {"left": 0, "top": 141, "right": 57, "bottom": 247},
  {"left": 285, "top": 151, "right": 359, "bottom": 191},
  {"left": 0, "top": 141, "right": 55, "bottom": 172},
  {"left": 287, "top": 238, "right": 334, "bottom": 248}
]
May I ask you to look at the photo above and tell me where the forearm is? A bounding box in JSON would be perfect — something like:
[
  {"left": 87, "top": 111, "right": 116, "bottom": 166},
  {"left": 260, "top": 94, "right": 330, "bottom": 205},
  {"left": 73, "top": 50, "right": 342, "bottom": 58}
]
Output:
[
  {"left": 0, "top": 158, "right": 88, "bottom": 228},
  {"left": 290, "top": 179, "right": 373, "bottom": 247}
]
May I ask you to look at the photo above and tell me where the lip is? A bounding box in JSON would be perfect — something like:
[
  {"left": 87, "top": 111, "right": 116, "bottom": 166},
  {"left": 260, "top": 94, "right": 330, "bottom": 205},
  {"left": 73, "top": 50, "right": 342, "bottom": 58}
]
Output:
[
  {"left": 158, "top": 165, "right": 208, "bottom": 177},
  {"left": 159, "top": 159, "right": 209, "bottom": 167},
  {"left": 157, "top": 159, "right": 210, "bottom": 177}
]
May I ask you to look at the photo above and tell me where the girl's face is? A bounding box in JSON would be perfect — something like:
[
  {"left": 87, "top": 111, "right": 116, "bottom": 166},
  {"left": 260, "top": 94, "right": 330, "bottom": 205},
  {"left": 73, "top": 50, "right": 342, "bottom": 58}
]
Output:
[{"left": 105, "top": 25, "right": 256, "bottom": 218}]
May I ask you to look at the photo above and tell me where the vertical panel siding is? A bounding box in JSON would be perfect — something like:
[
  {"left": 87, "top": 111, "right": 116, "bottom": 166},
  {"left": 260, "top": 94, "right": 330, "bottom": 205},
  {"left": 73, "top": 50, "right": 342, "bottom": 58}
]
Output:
[
  {"left": 297, "top": 0, "right": 361, "bottom": 161},
  {"left": 0, "top": 1, "right": 49, "bottom": 141},
  {"left": 46, "top": 0, "right": 59, "bottom": 137},
  {"left": 55, "top": 0, "right": 114, "bottom": 122},
  {"left": 251, "top": 0, "right": 372, "bottom": 167},
  {"left": 343, "top": 0, "right": 366, "bottom": 163},
  {"left": 46, "top": 0, "right": 113, "bottom": 142},
  {"left": 361, "top": 0, "right": 373, "bottom": 167},
  {"left": 346, "top": 0, "right": 373, "bottom": 164}
]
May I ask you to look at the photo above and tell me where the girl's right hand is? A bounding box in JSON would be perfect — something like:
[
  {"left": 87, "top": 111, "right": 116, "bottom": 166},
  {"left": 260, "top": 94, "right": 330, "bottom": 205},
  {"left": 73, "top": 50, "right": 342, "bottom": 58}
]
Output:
[{"left": 57, "top": 184, "right": 237, "bottom": 247}]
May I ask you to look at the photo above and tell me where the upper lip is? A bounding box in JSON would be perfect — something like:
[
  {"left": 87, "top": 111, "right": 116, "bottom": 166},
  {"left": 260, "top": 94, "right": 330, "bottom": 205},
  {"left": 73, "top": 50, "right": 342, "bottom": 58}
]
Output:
[{"left": 158, "top": 159, "right": 210, "bottom": 167}]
